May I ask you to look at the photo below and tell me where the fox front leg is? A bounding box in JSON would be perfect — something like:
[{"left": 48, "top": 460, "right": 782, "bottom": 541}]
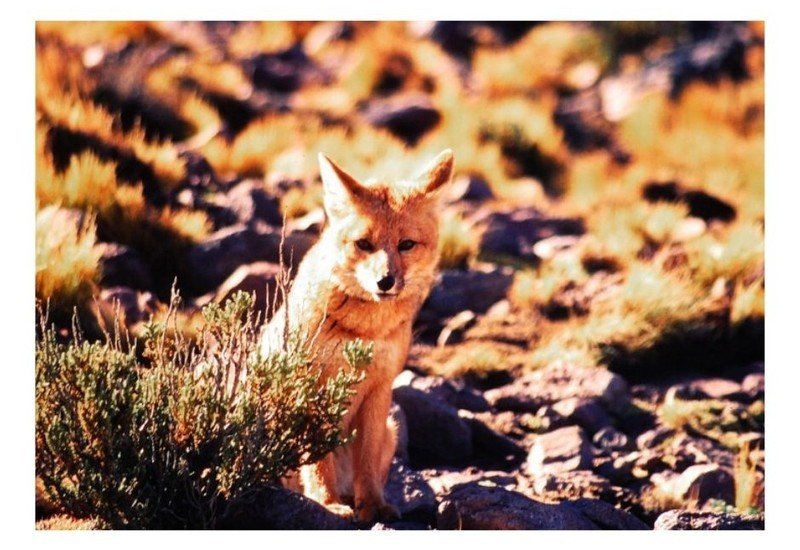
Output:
[{"left": 351, "top": 387, "right": 400, "bottom": 523}]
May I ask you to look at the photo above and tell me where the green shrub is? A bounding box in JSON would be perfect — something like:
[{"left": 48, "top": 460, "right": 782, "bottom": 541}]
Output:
[{"left": 35, "top": 291, "right": 369, "bottom": 529}]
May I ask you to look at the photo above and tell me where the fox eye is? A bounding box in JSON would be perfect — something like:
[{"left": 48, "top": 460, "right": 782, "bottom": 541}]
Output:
[
  {"left": 398, "top": 239, "right": 416, "bottom": 252},
  {"left": 355, "top": 238, "right": 375, "bottom": 252}
]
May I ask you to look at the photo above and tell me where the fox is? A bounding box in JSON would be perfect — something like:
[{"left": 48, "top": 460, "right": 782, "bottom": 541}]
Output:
[{"left": 259, "top": 149, "right": 454, "bottom": 523}]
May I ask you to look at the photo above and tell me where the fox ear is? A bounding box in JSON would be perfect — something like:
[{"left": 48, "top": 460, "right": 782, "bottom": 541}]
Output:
[
  {"left": 319, "top": 153, "right": 369, "bottom": 219},
  {"left": 416, "top": 149, "right": 454, "bottom": 196}
]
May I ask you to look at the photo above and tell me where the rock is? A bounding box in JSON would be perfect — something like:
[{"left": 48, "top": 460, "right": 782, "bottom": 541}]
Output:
[
  {"left": 594, "top": 452, "right": 640, "bottom": 485},
  {"left": 389, "top": 403, "right": 409, "bottom": 462},
  {"left": 552, "top": 397, "right": 613, "bottom": 434},
  {"left": 245, "top": 47, "right": 323, "bottom": 93},
  {"left": 436, "top": 310, "right": 477, "bottom": 347},
  {"left": 221, "top": 179, "right": 283, "bottom": 226},
  {"left": 214, "top": 262, "right": 283, "bottom": 319},
  {"left": 566, "top": 498, "right": 648, "bottom": 530},
  {"left": 420, "top": 467, "right": 517, "bottom": 496},
  {"left": 654, "top": 510, "right": 764, "bottom": 530},
  {"left": 437, "top": 483, "right": 597, "bottom": 530},
  {"left": 362, "top": 95, "right": 441, "bottom": 145},
  {"left": 741, "top": 373, "right": 764, "bottom": 399},
  {"left": 97, "top": 287, "right": 156, "bottom": 325},
  {"left": 393, "top": 371, "right": 490, "bottom": 413},
  {"left": 636, "top": 426, "right": 676, "bottom": 450},
  {"left": 531, "top": 235, "right": 582, "bottom": 260},
  {"left": 384, "top": 459, "right": 436, "bottom": 523},
  {"left": 527, "top": 426, "right": 593, "bottom": 477},
  {"left": 371, "top": 520, "right": 430, "bottom": 530},
  {"left": 185, "top": 225, "right": 315, "bottom": 294},
  {"left": 485, "top": 363, "right": 629, "bottom": 414},
  {"left": 392, "top": 386, "right": 473, "bottom": 467},
  {"left": 475, "top": 207, "right": 584, "bottom": 262},
  {"left": 446, "top": 175, "right": 495, "bottom": 203},
  {"left": 642, "top": 181, "right": 736, "bottom": 223},
  {"left": 219, "top": 485, "right": 354, "bottom": 529},
  {"left": 459, "top": 410, "right": 526, "bottom": 465},
  {"left": 593, "top": 427, "right": 631, "bottom": 454},
  {"left": 671, "top": 464, "right": 735, "bottom": 505},
  {"left": 529, "top": 470, "right": 618, "bottom": 502},
  {"left": 689, "top": 378, "right": 745, "bottom": 401},
  {"left": 97, "top": 243, "right": 152, "bottom": 290},
  {"left": 422, "top": 268, "right": 514, "bottom": 319}
]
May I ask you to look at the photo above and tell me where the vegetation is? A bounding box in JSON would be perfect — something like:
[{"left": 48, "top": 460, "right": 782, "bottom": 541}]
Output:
[{"left": 36, "top": 292, "right": 369, "bottom": 528}]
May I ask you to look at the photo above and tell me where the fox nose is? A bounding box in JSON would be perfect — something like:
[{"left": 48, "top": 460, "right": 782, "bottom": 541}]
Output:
[{"left": 377, "top": 275, "right": 395, "bottom": 292}]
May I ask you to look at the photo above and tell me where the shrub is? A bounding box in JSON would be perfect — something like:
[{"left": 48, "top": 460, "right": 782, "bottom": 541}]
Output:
[{"left": 36, "top": 291, "right": 369, "bottom": 529}]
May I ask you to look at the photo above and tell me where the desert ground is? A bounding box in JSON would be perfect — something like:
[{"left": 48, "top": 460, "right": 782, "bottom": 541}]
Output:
[{"left": 35, "top": 21, "right": 764, "bottom": 530}]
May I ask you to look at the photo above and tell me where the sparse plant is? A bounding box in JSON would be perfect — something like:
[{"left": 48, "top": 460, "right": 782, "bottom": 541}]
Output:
[{"left": 36, "top": 291, "right": 368, "bottom": 528}]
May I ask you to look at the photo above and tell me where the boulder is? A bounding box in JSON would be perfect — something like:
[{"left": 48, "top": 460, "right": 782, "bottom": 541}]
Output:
[
  {"left": 392, "top": 386, "right": 473, "bottom": 467},
  {"left": 445, "top": 175, "right": 495, "bottom": 204},
  {"left": 458, "top": 410, "right": 526, "bottom": 465},
  {"left": 214, "top": 261, "right": 283, "bottom": 319},
  {"left": 551, "top": 397, "right": 613, "bottom": 434},
  {"left": 485, "top": 363, "right": 629, "bottom": 414},
  {"left": 741, "top": 373, "right": 764, "bottom": 399},
  {"left": 654, "top": 510, "right": 763, "bottom": 530},
  {"left": 185, "top": 225, "right": 315, "bottom": 294},
  {"left": 437, "top": 483, "right": 597, "bottom": 530},
  {"left": 97, "top": 243, "right": 152, "bottom": 290},
  {"left": 476, "top": 207, "right": 584, "bottom": 262},
  {"left": 422, "top": 268, "right": 514, "bottom": 319},
  {"left": 566, "top": 498, "right": 648, "bottom": 530},
  {"left": 527, "top": 426, "right": 593, "bottom": 477},
  {"left": 362, "top": 95, "right": 441, "bottom": 145},
  {"left": 688, "top": 378, "right": 746, "bottom": 401},
  {"left": 97, "top": 286, "right": 156, "bottom": 326},
  {"left": 653, "top": 464, "right": 735, "bottom": 505},
  {"left": 393, "top": 370, "right": 490, "bottom": 412},
  {"left": 384, "top": 460, "right": 437, "bottom": 524},
  {"left": 219, "top": 485, "right": 354, "bottom": 529},
  {"left": 420, "top": 467, "right": 517, "bottom": 496},
  {"left": 221, "top": 179, "right": 283, "bottom": 227}
]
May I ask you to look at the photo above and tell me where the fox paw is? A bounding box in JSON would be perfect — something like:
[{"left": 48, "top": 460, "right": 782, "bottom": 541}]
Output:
[
  {"left": 356, "top": 502, "right": 401, "bottom": 524},
  {"left": 324, "top": 503, "right": 355, "bottom": 519}
]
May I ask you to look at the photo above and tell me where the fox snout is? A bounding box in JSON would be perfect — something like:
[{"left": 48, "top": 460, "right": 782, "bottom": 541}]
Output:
[{"left": 355, "top": 249, "right": 404, "bottom": 299}]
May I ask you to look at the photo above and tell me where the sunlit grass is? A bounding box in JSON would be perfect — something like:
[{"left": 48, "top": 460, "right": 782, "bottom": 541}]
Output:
[
  {"left": 36, "top": 206, "right": 101, "bottom": 324},
  {"left": 473, "top": 22, "right": 609, "bottom": 94}
]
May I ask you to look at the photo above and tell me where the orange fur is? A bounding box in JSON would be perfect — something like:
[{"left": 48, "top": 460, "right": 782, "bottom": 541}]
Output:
[{"left": 261, "top": 149, "right": 454, "bottom": 522}]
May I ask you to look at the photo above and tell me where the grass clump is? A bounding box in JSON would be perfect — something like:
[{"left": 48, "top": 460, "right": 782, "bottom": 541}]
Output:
[
  {"left": 36, "top": 206, "right": 101, "bottom": 327},
  {"left": 438, "top": 209, "right": 479, "bottom": 269},
  {"left": 36, "top": 291, "right": 369, "bottom": 529}
]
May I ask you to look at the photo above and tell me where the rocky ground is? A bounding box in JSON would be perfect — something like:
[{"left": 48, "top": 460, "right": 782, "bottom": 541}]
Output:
[{"left": 35, "top": 22, "right": 764, "bottom": 529}]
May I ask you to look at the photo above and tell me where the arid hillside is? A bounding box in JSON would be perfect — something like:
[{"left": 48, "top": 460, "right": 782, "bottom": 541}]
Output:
[{"left": 35, "top": 21, "right": 764, "bottom": 530}]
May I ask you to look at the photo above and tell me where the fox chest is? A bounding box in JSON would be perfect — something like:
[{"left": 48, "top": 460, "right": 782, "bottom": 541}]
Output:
[{"left": 314, "top": 317, "right": 412, "bottom": 379}]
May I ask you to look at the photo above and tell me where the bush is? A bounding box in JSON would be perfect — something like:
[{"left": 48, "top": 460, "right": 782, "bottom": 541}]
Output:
[{"left": 35, "top": 291, "right": 369, "bottom": 529}]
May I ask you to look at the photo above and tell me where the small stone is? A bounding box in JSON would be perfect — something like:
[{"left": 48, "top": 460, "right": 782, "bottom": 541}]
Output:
[
  {"left": 527, "top": 426, "right": 592, "bottom": 476},
  {"left": 741, "top": 373, "right": 764, "bottom": 398},
  {"left": 593, "top": 427, "right": 631, "bottom": 453},
  {"left": 552, "top": 397, "right": 613, "bottom": 434},
  {"left": 654, "top": 510, "right": 763, "bottom": 530},
  {"left": 437, "top": 310, "right": 477, "bottom": 347},
  {"left": 636, "top": 426, "right": 676, "bottom": 450}
]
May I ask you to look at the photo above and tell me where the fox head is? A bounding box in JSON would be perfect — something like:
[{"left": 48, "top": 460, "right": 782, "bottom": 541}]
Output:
[{"left": 318, "top": 149, "right": 454, "bottom": 303}]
